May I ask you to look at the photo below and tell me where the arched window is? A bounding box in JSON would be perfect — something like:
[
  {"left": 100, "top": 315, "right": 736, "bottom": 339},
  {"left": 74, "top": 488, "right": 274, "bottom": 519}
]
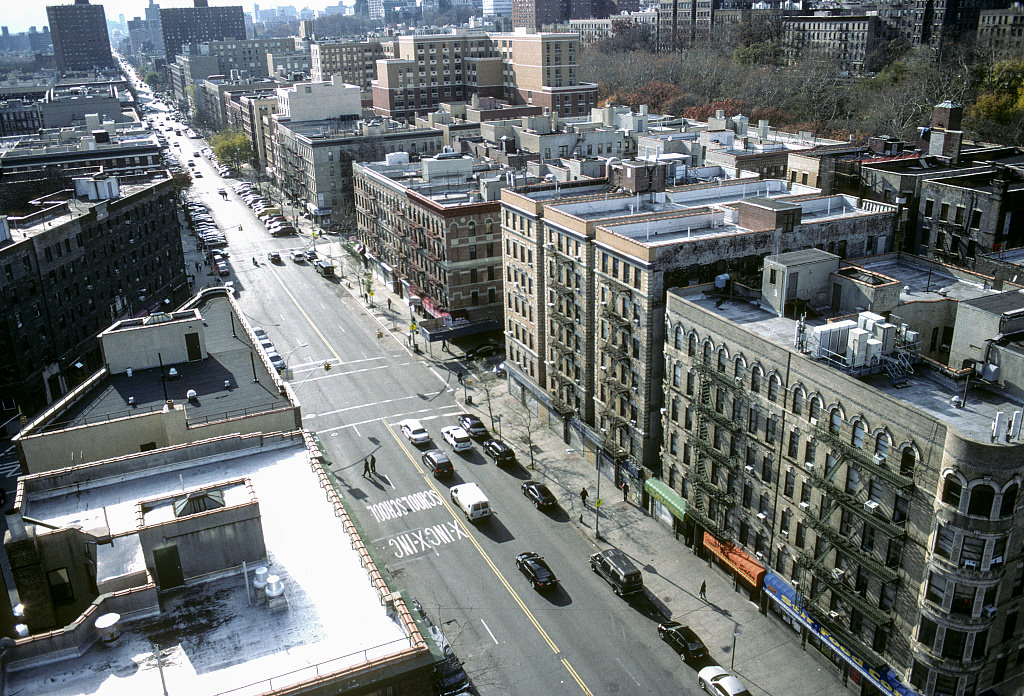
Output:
[
  {"left": 717, "top": 349, "right": 727, "bottom": 373},
  {"left": 900, "top": 446, "right": 916, "bottom": 477},
  {"left": 485, "top": 219, "right": 494, "bottom": 235},
  {"left": 792, "top": 389, "right": 804, "bottom": 415},
  {"left": 1001, "top": 484, "right": 1019, "bottom": 517},
  {"left": 941, "top": 475, "right": 962, "bottom": 507},
  {"left": 875, "top": 433, "right": 890, "bottom": 460},
  {"left": 968, "top": 484, "right": 995, "bottom": 517},
  {"left": 674, "top": 326, "right": 683, "bottom": 350},
  {"left": 734, "top": 357, "right": 744, "bottom": 380},
  {"left": 851, "top": 421, "right": 866, "bottom": 448},
  {"left": 768, "top": 375, "right": 780, "bottom": 402},
  {"left": 750, "top": 367, "right": 762, "bottom": 393},
  {"left": 687, "top": 333, "right": 696, "bottom": 357},
  {"left": 809, "top": 397, "right": 822, "bottom": 422},
  {"left": 829, "top": 408, "right": 842, "bottom": 435},
  {"left": 702, "top": 342, "right": 712, "bottom": 365},
  {"left": 467, "top": 220, "right": 476, "bottom": 235}
]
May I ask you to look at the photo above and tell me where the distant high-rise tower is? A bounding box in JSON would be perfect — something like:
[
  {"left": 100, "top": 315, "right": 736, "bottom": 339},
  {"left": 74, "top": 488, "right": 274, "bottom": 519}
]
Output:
[
  {"left": 46, "top": 0, "right": 115, "bottom": 73},
  {"left": 160, "top": 0, "right": 246, "bottom": 63}
]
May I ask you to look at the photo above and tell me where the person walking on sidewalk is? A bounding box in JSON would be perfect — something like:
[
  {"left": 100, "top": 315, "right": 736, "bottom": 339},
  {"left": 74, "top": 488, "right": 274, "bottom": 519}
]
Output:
[
  {"left": 362, "top": 458, "right": 371, "bottom": 478},
  {"left": 621, "top": 481, "right": 629, "bottom": 502},
  {"left": 369, "top": 454, "right": 377, "bottom": 474},
  {"left": 699, "top": 580, "right": 707, "bottom": 600},
  {"left": 580, "top": 487, "right": 589, "bottom": 506}
]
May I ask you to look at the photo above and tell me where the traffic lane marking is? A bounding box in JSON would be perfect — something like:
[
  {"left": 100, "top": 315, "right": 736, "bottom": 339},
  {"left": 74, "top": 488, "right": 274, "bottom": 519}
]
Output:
[
  {"left": 264, "top": 265, "right": 341, "bottom": 362},
  {"left": 384, "top": 426, "right": 595, "bottom": 696},
  {"left": 0, "top": 462, "right": 20, "bottom": 479},
  {"left": 317, "top": 408, "right": 462, "bottom": 435}
]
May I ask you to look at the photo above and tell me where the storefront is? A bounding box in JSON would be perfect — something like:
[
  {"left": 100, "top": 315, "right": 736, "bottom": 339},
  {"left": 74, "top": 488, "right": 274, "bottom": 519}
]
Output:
[
  {"left": 762, "top": 572, "right": 918, "bottom": 696},
  {"left": 645, "top": 479, "right": 687, "bottom": 537},
  {"left": 703, "top": 532, "right": 766, "bottom": 600}
]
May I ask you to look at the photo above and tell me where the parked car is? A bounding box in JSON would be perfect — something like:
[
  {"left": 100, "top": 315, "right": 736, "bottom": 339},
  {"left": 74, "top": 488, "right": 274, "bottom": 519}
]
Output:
[
  {"left": 422, "top": 449, "right": 453, "bottom": 479},
  {"left": 466, "top": 342, "right": 502, "bottom": 361},
  {"left": 266, "top": 251, "right": 282, "bottom": 263},
  {"left": 590, "top": 548, "right": 644, "bottom": 596},
  {"left": 515, "top": 552, "right": 558, "bottom": 591},
  {"left": 457, "top": 413, "right": 487, "bottom": 438},
  {"left": 441, "top": 425, "right": 473, "bottom": 452},
  {"left": 400, "top": 418, "right": 430, "bottom": 445},
  {"left": 291, "top": 250, "right": 305, "bottom": 263},
  {"left": 658, "top": 621, "right": 709, "bottom": 662},
  {"left": 303, "top": 249, "right": 318, "bottom": 261},
  {"left": 521, "top": 480, "right": 556, "bottom": 509},
  {"left": 483, "top": 438, "right": 515, "bottom": 465},
  {"left": 215, "top": 262, "right": 230, "bottom": 276},
  {"left": 697, "top": 666, "right": 752, "bottom": 696}
]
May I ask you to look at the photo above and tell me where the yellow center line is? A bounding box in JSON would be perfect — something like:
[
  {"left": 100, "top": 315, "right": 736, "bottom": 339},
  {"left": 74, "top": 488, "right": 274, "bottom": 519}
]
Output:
[
  {"left": 385, "top": 427, "right": 596, "bottom": 695},
  {"left": 265, "top": 265, "right": 341, "bottom": 362}
]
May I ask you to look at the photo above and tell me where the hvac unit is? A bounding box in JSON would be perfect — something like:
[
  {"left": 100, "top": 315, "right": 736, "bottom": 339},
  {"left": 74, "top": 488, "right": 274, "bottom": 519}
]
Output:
[
  {"left": 799, "top": 502, "right": 810, "bottom": 511},
  {"left": 873, "top": 453, "right": 886, "bottom": 466},
  {"left": 864, "top": 500, "right": 880, "bottom": 513},
  {"left": 757, "top": 512, "right": 768, "bottom": 521},
  {"left": 964, "top": 560, "right": 978, "bottom": 569},
  {"left": 805, "top": 462, "right": 815, "bottom": 473}
]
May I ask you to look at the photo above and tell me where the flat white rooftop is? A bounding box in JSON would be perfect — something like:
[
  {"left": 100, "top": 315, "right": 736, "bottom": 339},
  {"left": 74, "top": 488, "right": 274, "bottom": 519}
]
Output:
[{"left": 11, "top": 444, "right": 412, "bottom": 696}]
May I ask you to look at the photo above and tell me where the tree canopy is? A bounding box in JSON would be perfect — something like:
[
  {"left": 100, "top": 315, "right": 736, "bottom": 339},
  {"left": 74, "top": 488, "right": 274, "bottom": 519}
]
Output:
[{"left": 210, "top": 129, "right": 254, "bottom": 171}]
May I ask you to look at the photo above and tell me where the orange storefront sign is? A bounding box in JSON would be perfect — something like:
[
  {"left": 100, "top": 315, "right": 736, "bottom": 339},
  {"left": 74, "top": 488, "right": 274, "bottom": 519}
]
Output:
[{"left": 703, "top": 532, "right": 766, "bottom": 588}]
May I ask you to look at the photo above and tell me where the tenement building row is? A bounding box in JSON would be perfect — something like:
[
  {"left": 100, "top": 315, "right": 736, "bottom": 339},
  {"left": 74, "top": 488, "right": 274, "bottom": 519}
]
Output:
[{"left": 658, "top": 249, "right": 1024, "bottom": 696}]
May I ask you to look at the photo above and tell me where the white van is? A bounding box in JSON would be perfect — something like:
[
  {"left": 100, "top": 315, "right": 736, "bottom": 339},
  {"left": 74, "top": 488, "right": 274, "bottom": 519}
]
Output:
[{"left": 450, "top": 482, "right": 491, "bottom": 522}]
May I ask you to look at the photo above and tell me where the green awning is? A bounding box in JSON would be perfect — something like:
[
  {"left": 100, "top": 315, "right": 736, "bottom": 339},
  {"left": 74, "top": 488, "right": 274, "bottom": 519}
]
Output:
[{"left": 645, "top": 479, "right": 687, "bottom": 521}]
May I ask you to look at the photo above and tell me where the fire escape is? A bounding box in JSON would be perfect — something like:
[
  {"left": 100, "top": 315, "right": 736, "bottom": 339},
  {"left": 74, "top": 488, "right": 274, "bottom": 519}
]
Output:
[
  {"left": 687, "top": 359, "right": 743, "bottom": 543},
  {"left": 598, "top": 288, "right": 633, "bottom": 461},
  {"left": 794, "top": 418, "right": 914, "bottom": 663},
  {"left": 547, "top": 256, "right": 578, "bottom": 416}
]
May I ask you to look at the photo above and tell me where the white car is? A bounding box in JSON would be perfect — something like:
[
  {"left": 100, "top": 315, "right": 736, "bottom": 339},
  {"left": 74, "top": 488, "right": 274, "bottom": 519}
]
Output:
[
  {"left": 697, "top": 666, "right": 752, "bottom": 696},
  {"left": 441, "top": 425, "right": 473, "bottom": 452},
  {"left": 400, "top": 419, "right": 430, "bottom": 445}
]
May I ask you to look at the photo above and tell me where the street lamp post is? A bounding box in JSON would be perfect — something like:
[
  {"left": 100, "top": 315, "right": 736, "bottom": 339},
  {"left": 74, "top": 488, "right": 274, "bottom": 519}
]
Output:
[
  {"left": 731, "top": 627, "right": 742, "bottom": 669},
  {"left": 493, "top": 414, "right": 502, "bottom": 439}
]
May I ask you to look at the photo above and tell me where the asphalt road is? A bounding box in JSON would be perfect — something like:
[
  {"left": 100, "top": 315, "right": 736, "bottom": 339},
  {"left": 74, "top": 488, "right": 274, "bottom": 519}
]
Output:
[{"left": 168, "top": 120, "right": 707, "bottom": 696}]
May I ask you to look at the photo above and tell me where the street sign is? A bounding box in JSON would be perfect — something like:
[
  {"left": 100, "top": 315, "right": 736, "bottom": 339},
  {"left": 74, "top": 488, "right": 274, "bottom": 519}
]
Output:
[
  {"left": 595, "top": 499, "right": 602, "bottom": 507},
  {"left": 410, "top": 323, "right": 417, "bottom": 332}
]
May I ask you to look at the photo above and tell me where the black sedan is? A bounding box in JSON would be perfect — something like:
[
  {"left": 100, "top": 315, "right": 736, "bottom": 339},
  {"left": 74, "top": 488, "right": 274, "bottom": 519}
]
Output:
[
  {"left": 515, "top": 552, "right": 558, "bottom": 591},
  {"left": 521, "top": 480, "right": 556, "bottom": 509},
  {"left": 483, "top": 438, "right": 515, "bottom": 465},
  {"left": 266, "top": 251, "right": 282, "bottom": 263},
  {"left": 457, "top": 413, "right": 488, "bottom": 438},
  {"left": 658, "top": 621, "right": 709, "bottom": 662}
]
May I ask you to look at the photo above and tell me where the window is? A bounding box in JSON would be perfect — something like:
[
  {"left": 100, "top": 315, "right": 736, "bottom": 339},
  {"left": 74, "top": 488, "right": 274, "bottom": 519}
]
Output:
[
  {"left": 809, "top": 398, "right": 821, "bottom": 422},
  {"left": 829, "top": 408, "right": 841, "bottom": 435},
  {"left": 688, "top": 333, "right": 696, "bottom": 356},
  {"left": 792, "top": 389, "right": 804, "bottom": 415},
  {"left": 893, "top": 494, "right": 910, "bottom": 523},
  {"left": 934, "top": 524, "right": 956, "bottom": 559},
  {"left": 674, "top": 326, "right": 683, "bottom": 349},
  {"left": 1001, "top": 484, "right": 1018, "bottom": 517},
  {"left": 942, "top": 628, "right": 966, "bottom": 660},
  {"left": 784, "top": 469, "right": 795, "bottom": 497},
  {"left": 917, "top": 616, "right": 938, "bottom": 648},
  {"left": 794, "top": 521, "right": 805, "bottom": 547},
  {"left": 942, "top": 475, "right": 962, "bottom": 508},
  {"left": 686, "top": 370, "right": 694, "bottom": 396},
  {"left": 750, "top": 368, "right": 761, "bottom": 393},
  {"left": 951, "top": 583, "right": 975, "bottom": 616},
  {"left": 672, "top": 363, "right": 681, "bottom": 388},
  {"left": 926, "top": 572, "right": 946, "bottom": 605},
  {"left": 768, "top": 376, "right": 780, "bottom": 402},
  {"left": 788, "top": 430, "right": 800, "bottom": 458},
  {"left": 851, "top": 421, "right": 865, "bottom": 448},
  {"left": 968, "top": 484, "right": 995, "bottom": 517}
]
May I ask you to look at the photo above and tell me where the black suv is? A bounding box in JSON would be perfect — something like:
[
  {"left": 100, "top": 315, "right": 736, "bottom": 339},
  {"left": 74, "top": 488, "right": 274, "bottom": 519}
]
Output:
[
  {"left": 658, "top": 621, "right": 709, "bottom": 662},
  {"left": 590, "top": 548, "right": 644, "bottom": 596},
  {"left": 482, "top": 438, "right": 515, "bottom": 465},
  {"left": 422, "top": 449, "right": 454, "bottom": 478}
]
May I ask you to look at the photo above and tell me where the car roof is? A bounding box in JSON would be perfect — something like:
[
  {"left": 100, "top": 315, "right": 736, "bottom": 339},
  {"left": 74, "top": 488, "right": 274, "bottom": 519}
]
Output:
[
  {"left": 400, "top": 418, "right": 424, "bottom": 428},
  {"left": 424, "top": 449, "right": 450, "bottom": 461}
]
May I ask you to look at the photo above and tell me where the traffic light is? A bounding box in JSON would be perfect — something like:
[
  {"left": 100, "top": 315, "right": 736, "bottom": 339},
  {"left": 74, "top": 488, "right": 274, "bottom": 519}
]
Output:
[{"left": 323, "top": 361, "right": 332, "bottom": 371}]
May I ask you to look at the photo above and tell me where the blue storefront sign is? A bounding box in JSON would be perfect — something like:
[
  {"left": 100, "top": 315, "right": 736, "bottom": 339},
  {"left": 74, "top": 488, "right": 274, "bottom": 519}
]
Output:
[{"left": 762, "top": 572, "right": 919, "bottom": 696}]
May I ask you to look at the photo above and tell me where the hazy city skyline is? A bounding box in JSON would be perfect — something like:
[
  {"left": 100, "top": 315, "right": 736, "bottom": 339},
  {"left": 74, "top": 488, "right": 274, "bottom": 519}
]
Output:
[{"left": 0, "top": 0, "right": 349, "bottom": 34}]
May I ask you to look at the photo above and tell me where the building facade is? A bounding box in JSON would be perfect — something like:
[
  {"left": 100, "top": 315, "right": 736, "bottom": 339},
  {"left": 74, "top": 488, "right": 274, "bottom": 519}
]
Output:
[
  {"left": 310, "top": 39, "right": 385, "bottom": 88},
  {"left": 500, "top": 167, "right": 897, "bottom": 491},
  {"left": 371, "top": 30, "right": 597, "bottom": 121},
  {"left": 46, "top": 0, "right": 116, "bottom": 73},
  {"left": 0, "top": 172, "right": 188, "bottom": 417},
  {"left": 781, "top": 15, "right": 880, "bottom": 74},
  {"left": 354, "top": 154, "right": 506, "bottom": 331},
  {"left": 159, "top": 0, "right": 246, "bottom": 63},
  {"left": 977, "top": 3, "right": 1024, "bottom": 54},
  {"left": 658, "top": 249, "right": 1024, "bottom": 696}
]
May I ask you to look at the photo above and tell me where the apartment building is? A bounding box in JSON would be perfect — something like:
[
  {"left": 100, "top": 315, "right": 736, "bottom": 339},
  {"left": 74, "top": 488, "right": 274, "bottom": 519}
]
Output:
[
  {"left": 371, "top": 30, "right": 596, "bottom": 120},
  {"left": 500, "top": 164, "right": 897, "bottom": 488},
  {"left": 781, "top": 15, "right": 880, "bottom": 74},
  {"left": 0, "top": 100, "right": 42, "bottom": 137},
  {"left": 659, "top": 249, "right": 1024, "bottom": 696},
  {"left": 310, "top": 39, "right": 385, "bottom": 88},
  {"left": 187, "top": 37, "right": 297, "bottom": 79},
  {"left": 354, "top": 154, "right": 506, "bottom": 332},
  {"left": 560, "top": 11, "right": 659, "bottom": 46},
  {"left": 160, "top": 0, "right": 246, "bottom": 63},
  {"left": 46, "top": 0, "right": 116, "bottom": 74},
  {"left": 977, "top": 3, "right": 1024, "bottom": 54},
  {"left": 227, "top": 91, "right": 278, "bottom": 169},
  {"left": 269, "top": 116, "right": 443, "bottom": 225},
  {"left": 0, "top": 172, "right": 187, "bottom": 418}
]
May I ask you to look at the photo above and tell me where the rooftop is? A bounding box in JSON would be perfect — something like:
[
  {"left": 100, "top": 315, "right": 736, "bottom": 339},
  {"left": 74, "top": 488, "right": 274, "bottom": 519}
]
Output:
[
  {"left": 46, "top": 296, "right": 288, "bottom": 432},
  {"left": 675, "top": 257, "right": 1019, "bottom": 441},
  {"left": 10, "top": 441, "right": 419, "bottom": 696}
]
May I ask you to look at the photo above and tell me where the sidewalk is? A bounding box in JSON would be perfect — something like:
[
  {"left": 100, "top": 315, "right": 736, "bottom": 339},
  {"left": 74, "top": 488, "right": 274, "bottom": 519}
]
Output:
[{"left": 450, "top": 380, "right": 852, "bottom": 696}]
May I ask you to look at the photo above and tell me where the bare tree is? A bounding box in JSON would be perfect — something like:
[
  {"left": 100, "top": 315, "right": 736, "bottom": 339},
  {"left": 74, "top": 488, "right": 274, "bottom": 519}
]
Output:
[{"left": 507, "top": 396, "right": 541, "bottom": 470}]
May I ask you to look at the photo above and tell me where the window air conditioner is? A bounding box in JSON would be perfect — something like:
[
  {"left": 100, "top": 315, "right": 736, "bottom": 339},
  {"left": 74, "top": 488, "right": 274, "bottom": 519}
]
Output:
[
  {"left": 828, "top": 610, "right": 840, "bottom": 620},
  {"left": 745, "top": 465, "right": 755, "bottom": 473},
  {"left": 757, "top": 512, "right": 768, "bottom": 521},
  {"left": 864, "top": 500, "right": 880, "bottom": 512},
  {"left": 799, "top": 502, "right": 810, "bottom": 511},
  {"left": 964, "top": 560, "right": 978, "bottom": 569}
]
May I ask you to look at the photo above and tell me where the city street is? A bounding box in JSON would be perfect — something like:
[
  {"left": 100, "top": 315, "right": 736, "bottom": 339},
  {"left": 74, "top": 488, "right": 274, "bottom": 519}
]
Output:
[{"left": 165, "top": 127, "right": 706, "bottom": 696}]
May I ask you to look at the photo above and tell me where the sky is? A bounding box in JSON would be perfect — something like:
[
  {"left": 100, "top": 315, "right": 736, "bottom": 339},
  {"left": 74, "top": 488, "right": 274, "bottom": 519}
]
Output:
[{"left": 0, "top": 1, "right": 343, "bottom": 34}]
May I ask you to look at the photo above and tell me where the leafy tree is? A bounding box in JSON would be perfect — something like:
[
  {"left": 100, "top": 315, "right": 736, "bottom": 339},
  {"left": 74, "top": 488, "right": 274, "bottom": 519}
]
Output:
[
  {"left": 210, "top": 129, "right": 254, "bottom": 172},
  {"left": 965, "top": 58, "right": 1024, "bottom": 144}
]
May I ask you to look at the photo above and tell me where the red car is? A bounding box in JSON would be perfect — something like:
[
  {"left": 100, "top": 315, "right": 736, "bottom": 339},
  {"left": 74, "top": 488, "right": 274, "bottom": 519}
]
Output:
[{"left": 215, "top": 262, "right": 230, "bottom": 276}]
